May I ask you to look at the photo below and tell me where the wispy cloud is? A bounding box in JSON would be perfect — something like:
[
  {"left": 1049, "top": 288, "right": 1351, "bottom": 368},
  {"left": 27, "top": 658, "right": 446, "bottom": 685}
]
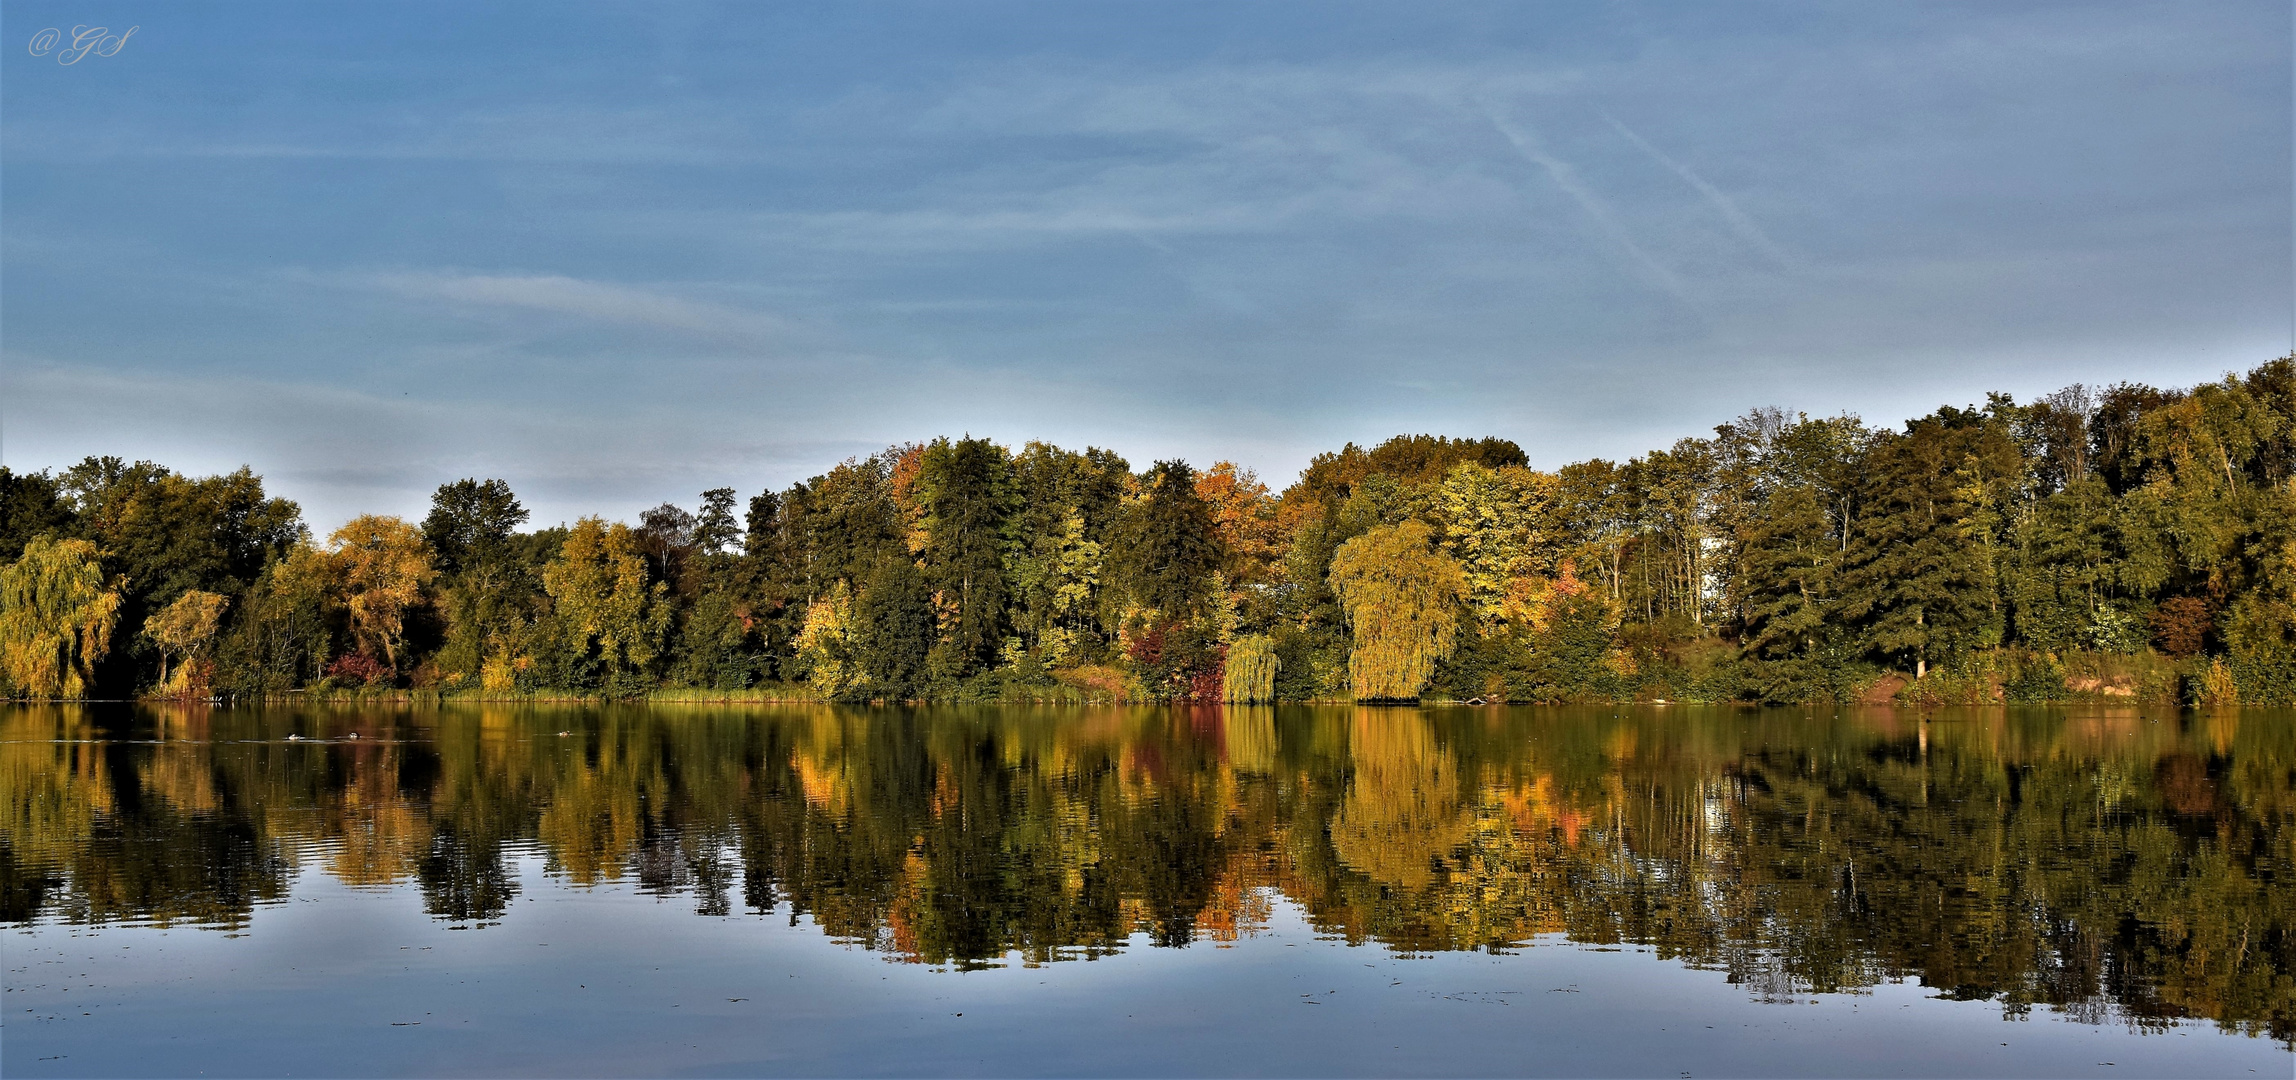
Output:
[
  {"left": 1484, "top": 108, "right": 1691, "bottom": 303},
  {"left": 365, "top": 272, "right": 799, "bottom": 346},
  {"left": 1601, "top": 111, "right": 1796, "bottom": 271}
]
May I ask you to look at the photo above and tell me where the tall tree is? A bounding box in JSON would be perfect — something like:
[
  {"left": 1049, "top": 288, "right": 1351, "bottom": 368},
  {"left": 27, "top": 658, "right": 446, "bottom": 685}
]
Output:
[
  {"left": 59, "top": 457, "right": 303, "bottom": 611},
  {"left": 422, "top": 479, "right": 528, "bottom": 578},
  {"left": 423, "top": 479, "right": 531, "bottom": 685},
  {"left": 1112, "top": 462, "right": 1222, "bottom": 621},
  {"left": 916, "top": 437, "right": 1015, "bottom": 676},
  {"left": 1836, "top": 410, "right": 2022, "bottom": 676},
  {"left": 854, "top": 555, "right": 936, "bottom": 698}
]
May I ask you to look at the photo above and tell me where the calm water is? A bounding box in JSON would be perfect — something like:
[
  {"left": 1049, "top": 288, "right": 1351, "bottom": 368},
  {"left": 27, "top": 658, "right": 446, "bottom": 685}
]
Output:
[{"left": 2, "top": 703, "right": 2289, "bottom": 1078}]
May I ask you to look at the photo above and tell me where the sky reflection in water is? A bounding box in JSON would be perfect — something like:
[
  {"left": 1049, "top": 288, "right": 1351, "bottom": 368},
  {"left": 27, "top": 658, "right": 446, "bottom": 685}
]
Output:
[{"left": 4, "top": 703, "right": 2291, "bottom": 1077}]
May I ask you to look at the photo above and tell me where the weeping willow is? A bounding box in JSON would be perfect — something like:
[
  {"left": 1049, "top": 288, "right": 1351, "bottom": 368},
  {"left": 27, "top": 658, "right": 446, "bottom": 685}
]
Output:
[
  {"left": 1223, "top": 633, "right": 1279, "bottom": 702},
  {"left": 0, "top": 536, "right": 125, "bottom": 699},
  {"left": 1328, "top": 520, "right": 1465, "bottom": 701}
]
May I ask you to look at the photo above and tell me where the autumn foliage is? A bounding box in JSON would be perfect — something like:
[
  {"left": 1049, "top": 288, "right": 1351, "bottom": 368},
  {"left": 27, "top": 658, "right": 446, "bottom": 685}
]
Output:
[{"left": 2, "top": 356, "right": 2293, "bottom": 702}]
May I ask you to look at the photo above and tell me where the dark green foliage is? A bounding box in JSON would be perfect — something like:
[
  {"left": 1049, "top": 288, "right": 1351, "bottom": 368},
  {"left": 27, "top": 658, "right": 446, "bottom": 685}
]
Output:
[
  {"left": 1112, "top": 461, "right": 1220, "bottom": 620},
  {"left": 1835, "top": 410, "right": 2022, "bottom": 673},
  {"left": 1506, "top": 588, "right": 1621, "bottom": 702},
  {"left": 918, "top": 437, "right": 1016, "bottom": 676},
  {"left": 693, "top": 488, "right": 740, "bottom": 556},
  {"left": 1739, "top": 483, "right": 1835, "bottom": 663},
  {"left": 672, "top": 590, "right": 763, "bottom": 690},
  {"left": 2091, "top": 382, "right": 2182, "bottom": 495},
  {"left": 424, "top": 479, "right": 533, "bottom": 684},
  {"left": 0, "top": 467, "right": 72, "bottom": 563},
  {"left": 44, "top": 458, "right": 304, "bottom": 694},
  {"left": 790, "top": 454, "right": 905, "bottom": 594},
  {"left": 1428, "top": 607, "right": 1506, "bottom": 700},
  {"left": 61, "top": 457, "right": 304, "bottom": 610},
  {"left": 2003, "top": 651, "right": 2069, "bottom": 704},
  {"left": 213, "top": 558, "right": 334, "bottom": 697},
  {"left": 854, "top": 556, "right": 934, "bottom": 700},
  {"left": 1271, "top": 623, "right": 1342, "bottom": 702},
  {"left": 523, "top": 607, "right": 599, "bottom": 692},
  {"left": 2005, "top": 479, "right": 2120, "bottom": 652},
  {"left": 422, "top": 479, "right": 528, "bottom": 578}
]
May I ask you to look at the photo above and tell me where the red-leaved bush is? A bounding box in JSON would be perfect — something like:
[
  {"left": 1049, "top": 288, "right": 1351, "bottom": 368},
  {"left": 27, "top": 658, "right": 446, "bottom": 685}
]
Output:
[{"left": 325, "top": 653, "right": 391, "bottom": 687}]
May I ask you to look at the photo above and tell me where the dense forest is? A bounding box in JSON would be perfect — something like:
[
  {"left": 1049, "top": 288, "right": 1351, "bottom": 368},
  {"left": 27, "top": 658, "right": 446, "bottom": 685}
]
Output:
[{"left": 2, "top": 358, "right": 2291, "bottom": 704}]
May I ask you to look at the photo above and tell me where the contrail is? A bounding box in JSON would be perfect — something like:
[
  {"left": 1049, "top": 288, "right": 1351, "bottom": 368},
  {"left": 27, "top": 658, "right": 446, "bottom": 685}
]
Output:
[
  {"left": 1602, "top": 111, "right": 1795, "bottom": 270},
  {"left": 1485, "top": 108, "right": 1691, "bottom": 303}
]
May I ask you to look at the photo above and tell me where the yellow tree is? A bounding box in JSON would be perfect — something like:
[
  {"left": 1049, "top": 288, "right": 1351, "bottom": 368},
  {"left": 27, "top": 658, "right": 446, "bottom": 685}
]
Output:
[
  {"left": 146, "top": 589, "right": 229, "bottom": 694},
  {"left": 1437, "top": 461, "right": 1559, "bottom": 631},
  {"left": 793, "top": 580, "right": 861, "bottom": 697},
  {"left": 327, "top": 515, "right": 435, "bottom": 672},
  {"left": 1328, "top": 519, "right": 1465, "bottom": 700},
  {"left": 1222, "top": 633, "right": 1279, "bottom": 702},
  {"left": 542, "top": 517, "right": 668, "bottom": 687},
  {"left": 0, "top": 536, "right": 124, "bottom": 699}
]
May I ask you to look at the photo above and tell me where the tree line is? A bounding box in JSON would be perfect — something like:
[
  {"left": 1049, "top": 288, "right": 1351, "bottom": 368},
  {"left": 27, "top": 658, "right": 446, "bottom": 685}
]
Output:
[{"left": 2, "top": 357, "right": 2290, "bottom": 703}]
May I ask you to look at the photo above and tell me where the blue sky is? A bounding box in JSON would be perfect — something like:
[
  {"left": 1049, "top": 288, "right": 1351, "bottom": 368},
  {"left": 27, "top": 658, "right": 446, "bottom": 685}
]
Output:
[{"left": 4, "top": 2, "right": 2289, "bottom": 529}]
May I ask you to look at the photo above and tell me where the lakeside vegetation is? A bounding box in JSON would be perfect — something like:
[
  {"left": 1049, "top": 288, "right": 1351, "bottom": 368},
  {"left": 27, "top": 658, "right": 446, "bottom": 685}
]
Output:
[{"left": 2, "top": 358, "right": 2291, "bottom": 704}]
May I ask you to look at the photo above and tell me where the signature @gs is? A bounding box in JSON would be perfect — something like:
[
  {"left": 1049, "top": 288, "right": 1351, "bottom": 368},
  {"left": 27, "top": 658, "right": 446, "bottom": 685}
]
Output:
[{"left": 28, "top": 25, "right": 137, "bottom": 64}]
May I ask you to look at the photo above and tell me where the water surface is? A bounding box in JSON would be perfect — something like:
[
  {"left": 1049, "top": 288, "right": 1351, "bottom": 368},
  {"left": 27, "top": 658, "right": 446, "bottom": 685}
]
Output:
[{"left": 4, "top": 703, "right": 2290, "bottom": 1077}]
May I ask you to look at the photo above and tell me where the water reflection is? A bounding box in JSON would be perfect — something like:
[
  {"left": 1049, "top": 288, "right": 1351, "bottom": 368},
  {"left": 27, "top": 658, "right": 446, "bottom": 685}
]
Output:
[{"left": 2, "top": 702, "right": 2289, "bottom": 1042}]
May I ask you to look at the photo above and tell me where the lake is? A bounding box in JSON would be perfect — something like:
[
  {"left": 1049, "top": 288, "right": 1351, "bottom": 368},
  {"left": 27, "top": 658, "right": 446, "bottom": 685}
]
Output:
[{"left": 3, "top": 702, "right": 2290, "bottom": 1077}]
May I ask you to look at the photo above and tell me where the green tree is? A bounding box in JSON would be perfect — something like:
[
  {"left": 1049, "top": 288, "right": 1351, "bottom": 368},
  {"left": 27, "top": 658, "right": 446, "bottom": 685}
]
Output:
[
  {"left": 854, "top": 555, "right": 935, "bottom": 699},
  {"left": 424, "top": 480, "right": 534, "bottom": 687},
  {"left": 0, "top": 468, "right": 72, "bottom": 563},
  {"left": 789, "top": 453, "right": 906, "bottom": 595},
  {"left": 541, "top": 518, "right": 669, "bottom": 693},
  {"left": 214, "top": 543, "right": 335, "bottom": 696},
  {"left": 59, "top": 457, "right": 302, "bottom": 612},
  {"left": 1112, "top": 461, "right": 1222, "bottom": 621},
  {"left": 1837, "top": 410, "right": 2022, "bottom": 676},
  {"left": 422, "top": 479, "right": 528, "bottom": 578},
  {"left": 916, "top": 437, "right": 1016, "bottom": 676},
  {"left": 1008, "top": 509, "right": 1102, "bottom": 666}
]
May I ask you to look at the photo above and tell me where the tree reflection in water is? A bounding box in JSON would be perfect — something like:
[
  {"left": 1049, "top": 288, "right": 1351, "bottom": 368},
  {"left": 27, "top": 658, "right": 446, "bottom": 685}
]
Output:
[{"left": 1, "top": 702, "right": 2289, "bottom": 1042}]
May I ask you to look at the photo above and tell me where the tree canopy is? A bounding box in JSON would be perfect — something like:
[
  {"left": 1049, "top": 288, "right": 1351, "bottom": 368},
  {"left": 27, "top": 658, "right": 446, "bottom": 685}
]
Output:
[{"left": 3, "top": 357, "right": 2293, "bottom": 704}]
